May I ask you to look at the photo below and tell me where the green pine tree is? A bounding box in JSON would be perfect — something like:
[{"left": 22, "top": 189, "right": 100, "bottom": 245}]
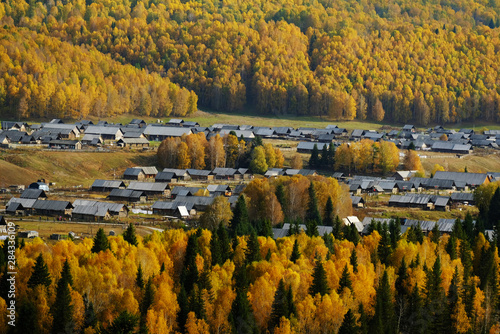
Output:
[
  {"left": 245, "top": 231, "right": 261, "bottom": 263},
  {"left": 231, "top": 195, "right": 252, "bottom": 236},
  {"left": 123, "top": 223, "right": 138, "bottom": 246},
  {"left": 320, "top": 144, "right": 329, "bottom": 168},
  {"left": 210, "top": 232, "right": 222, "bottom": 266},
  {"left": 136, "top": 263, "right": 144, "bottom": 289},
  {"left": 488, "top": 188, "right": 500, "bottom": 229},
  {"left": 309, "top": 144, "right": 320, "bottom": 168},
  {"left": 83, "top": 293, "right": 97, "bottom": 330},
  {"left": 445, "top": 236, "right": 457, "bottom": 260},
  {"left": 229, "top": 284, "right": 258, "bottom": 334},
  {"left": 377, "top": 224, "right": 392, "bottom": 264},
  {"left": 177, "top": 285, "right": 189, "bottom": 333},
  {"left": 337, "top": 264, "right": 353, "bottom": 294},
  {"left": 306, "top": 181, "right": 322, "bottom": 225},
  {"left": 328, "top": 143, "right": 336, "bottom": 168},
  {"left": 51, "top": 261, "right": 74, "bottom": 334},
  {"left": 181, "top": 233, "right": 200, "bottom": 293},
  {"left": 425, "top": 256, "right": 446, "bottom": 332},
  {"left": 268, "top": 279, "right": 289, "bottom": 332},
  {"left": 27, "top": 253, "right": 51, "bottom": 289},
  {"left": 103, "top": 311, "right": 138, "bottom": 334},
  {"left": 217, "top": 223, "right": 232, "bottom": 263},
  {"left": 275, "top": 183, "right": 287, "bottom": 219},
  {"left": 338, "top": 309, "right": 357, "bottom": 334},
  {"left": 372, "top": 270, "right": 396, "bottom": 334},
  {"left": 91, "top": 228, "right": 110, "bottom": 253},
  {"left": 290, "top": 239, "right": 301, "bottom": 263},
  {"left": 323, "top": 197, "right": 334, "bottom": 227},
  {"left": 309, "top": 259, "right": 330, "bottom": 297},
  {"left": 350, "top": 249, "right": 358, "bottom": 273}
]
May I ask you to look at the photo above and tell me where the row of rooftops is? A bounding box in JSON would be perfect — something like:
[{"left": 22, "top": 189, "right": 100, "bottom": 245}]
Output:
[
  {"left": 342, "top": 171, "right": 496, "bottom": 194},
  {"left": 272, "top": 216, "right": 490, "bottom": 238},
  {"left": 2, "top": 120, "right": 497, "bottom": 152}
]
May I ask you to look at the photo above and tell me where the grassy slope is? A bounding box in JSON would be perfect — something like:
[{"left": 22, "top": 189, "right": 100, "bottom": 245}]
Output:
[{"left": 0, "top": 149, "right": 157, "bottom": 188}]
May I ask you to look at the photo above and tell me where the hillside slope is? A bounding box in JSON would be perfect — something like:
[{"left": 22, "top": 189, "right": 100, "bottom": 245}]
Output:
[
  {"left": 0, "top": 149, "right": 157, "bottom": 188},
  {"left": 2, "top": 0, "right": 500, "bottom": 124}
]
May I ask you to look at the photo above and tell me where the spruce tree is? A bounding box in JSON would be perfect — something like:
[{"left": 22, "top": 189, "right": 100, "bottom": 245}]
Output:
[
  {"left": 136, "top": 263, "right": 144, "bottom": 289},
  {"left": 231, "top": 195, "right": 252, "bottom": 236},
  {"left": 445, "top": 236, "right": 457, "bottom": 260},
  {"left": 389, "top": 219, "right": 400, "bottom": 248},
  {"left": 309, "top": 259, "right": 330, "bottom": 297},
  {"left": 337, "top": 264, "right": 353, "bottom": 294},
  {"left": 377, "top": 224, "right": 392, "bottom": 264},
  {"left": 105, "top": 311, "right": 138, "bottom": 334},
  {"left": 229, "top": 278, "right": 258, "bottom": 334},
  {"left": 91, "top": 228, "right": 110, "bottom": 253},
  {"left": 333, "top": 215, "right": 343, "bottom": 240},
  {"left": 320, "top": 144, "right": 329, "bottom": 168},
  {"left": 260, "top": 219, "right": 273, "bottom": 238},
  {"left": 407, "top": 284, "right": 425, "bottom": 334},
  {"left": 350, "top": 249, "right": 358, "bottom": 273},
  {"left": 177, "top": 285, "right": 189, "bottom": 333},
  {"left": 287, "top": 286, "right": 296, "bottom": 318},
  {"left": 305, "top": 219, "right": 319, "bottom": 237},
  {"left": 290, "top": 239, "right": 301, "bottom": 263},
  {"left": 181, "top": 233, "right": 199, "bottom": 293},
  {"left": 488, "top": 188, "right": 500, "bottom": 229},
  {"left": 323, "top": 233, "right": 335, "bottom": 255},
  {"left": 51, "top": 261, "right": 74, "bottom": 334},
  {"left": 245, "top": 231, "right": 261, "bottom": 263},
  {"left": 323, "top": 197, "right": 334, "bottom": 227},
  {"left": 275, "top": 183, "right": 287, "bottom": 218},
  {"left": 27, "top": 253, "right": 51, "bottom": 289},
  {"left": 268, "top": 279, "right": 289, "bottom": 332},
  {"left": 338, "top": 309, "right": 357, "bottom": 334},
  {"left": 123, "top": 223, "right": 138, "bottom": 246},
  {"left": 328, "top": 143, "right": 336, "bottom": 169},
  {"left": 309, "top": 144, "right": 319, "bottom": 168},
  {"left": 430, "top": 223, "right": 440, "bottom": 243},
  {"left": 210, "top": 232, "right": 222, "bottom": 266},
  {"left": 462, "top": 212, "right": 475, "bottom": 242},
  {"left": 306, "top": 181, "right": 322, "bottom": 225},
  {"left": 444, "top": 267, "right": 460, "bottom": 333},
  {"left": 358, "top": 303, "right": 369, "bottom": 334},
  {"left": 16, "top": 298, "right": 37, "bottom": 334},
  {"left": 83, "top": 294, "right": 97, "bottom": 330},
  {"left": 425, "top": 256, "right": 446, "bottom": 332},
  {"left": 217, "top": 223, "right": 231, "bottom": 263},
  {"left": 372, "top": 270, "right": 396, "bottom": 334},
  {"left": 160, "top": 262, "right": 165, "bottom": 273}
]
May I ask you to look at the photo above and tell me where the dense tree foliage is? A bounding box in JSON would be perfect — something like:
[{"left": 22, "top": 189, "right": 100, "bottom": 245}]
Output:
[
  {"left": 2, "top": 0, "right": 500, "bottom": 122},
  {"left": 2, "top": 215, "right": 500, "bottom": 333}
]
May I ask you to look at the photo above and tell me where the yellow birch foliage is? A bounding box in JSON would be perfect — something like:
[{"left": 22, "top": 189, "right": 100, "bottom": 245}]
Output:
[{"left": 185, "top": 312, "right": 210, "bottom": 334}]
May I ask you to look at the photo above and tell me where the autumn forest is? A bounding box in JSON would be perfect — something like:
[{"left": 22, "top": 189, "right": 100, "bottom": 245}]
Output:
[{"left": 1, "top": 0, "right": 500, "bottom": 123}]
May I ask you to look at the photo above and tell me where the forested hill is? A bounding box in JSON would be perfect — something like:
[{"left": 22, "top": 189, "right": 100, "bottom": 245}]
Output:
[{"left": 1, "top": 0, "right": 500, "bottom": 124}]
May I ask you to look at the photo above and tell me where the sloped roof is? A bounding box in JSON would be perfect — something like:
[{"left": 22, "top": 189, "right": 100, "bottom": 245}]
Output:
[
  {"left": 118, "top": 137, "right": 149, "bottom": 145},
  {"left": 433, "top": 171, "right": 489, "bottom": 186},
  {"left": 91, "top": 179, "right": 125, "bottom": 189},
  {"left": 20, "top": 189, "right": 47, "bottom": 199},
  {"left": 127, "top": 182, "right": 169, "bottom": 192},
  {"left": 85, "top": 125, "right": 123, "bottom": 136},
  {"left": 162, "top": 168, "right": 188, "bottom": 176},
  {"left": 6, "top": 197, "right": 37, "bottom": 208},
  {"left": 143, "top": 125, "right": 192, "bottom": 137},
  {"left": 212, "top": 167, "right": 237, "bottom": 176},
  {"left": 450, "top": 192, "right": 474, "bottom": 202},
  {"left": 108, "top": 189, "right": 145, "bottom": 199},
  {"left": 187, "top": 169, "right": 212, "bottom": 176},
  {"left": 156, "top": 172, "right": 175, "bottom": 181},
  {"left": 33, "top": 200, "right": 73, "bottom": 211},
  {"left": 296, "top": 142, "right": 329, "bottom": 151}
]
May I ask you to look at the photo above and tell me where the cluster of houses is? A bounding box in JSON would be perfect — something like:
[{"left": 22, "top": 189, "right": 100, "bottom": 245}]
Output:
[
  {"left": 1, "top": 119, "right": 498, "bottom": 154},
  {"left": 272, "top": 216, "right": 492, "bottom": 239},
  {"left": 340, "top": 171, "right": 495, "bottom": 211}
]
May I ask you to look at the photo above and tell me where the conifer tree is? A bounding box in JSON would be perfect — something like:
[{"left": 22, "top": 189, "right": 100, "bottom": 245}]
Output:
[
  {"left": 306, "top": 181, "right": 322, "bottom": 225},
  {"left": 210, "top": 232, "right": 222, "bottom": 266},
  {"left": 27, "top": 253, "right": 51, "bottom": 289},
  {"left": 123, "top": 223, "right": 138, "bottom": 246},
  {"left": 333, "top": 215, "right": 343, "bottom": 240},
  {"left": 328, "top": 143, "right": 336, "bottom": 169},
  {"left": 260, "top": 219, "right": 273, "bottom": 238},
  {"left": 245, "top": 231, "right": 261, "bottom": 263},
  {"left": 275, "top": 183, "right": 287, "bottom": 218},
  {"left": 181, "top": 233, "right": 199, "bottom": 293},
  {"left": 462, "top": 212, "right": 475, "bottom": 242},
  {"left": 140, "top": 278, "right": 155, "bottom": 317},
  {"left": 83, "top": 294, "right": 97, "bottom": 330},
  {"left": 268, "top": 279, "right": 288, "bottom": 332},
  {"left": 229, "top": 269, "right": 258, "bottom": 334},
  {"left": 51, "top": 261, "right": 74, "bottom": 334},
  {"left": 16, "top": 298, "right": 37, "bottom": 334},
  {"left": 177, "top": 285, "right": 189, "bottom": 333},
  {"left": 444, "top": 267, "right": 460, "bottom": 333},
  {"left": 389, "top": 219, "right": 400, "bottom": 248},
  {"left": 105, "top": 311, "right": 138, "bottom": 334},
  {"left": 407, "top": 284, "right": 425, "bottom": 334},
  {"left": 350, "top": 249, "right": 358, "bottom": 273},
  {"left": 488, "top": 188, "right": 500, "bottom": 228},
  {"left": 425, "top": 256, "right": 446, "bottom": 332},
  {"left": 377, "top": 224, "right": 392, "bottom": 264},
  {"left": 358, "top": 303, "right": 369, "bottom": 334},
  {"left": 231, "top": 195, "right": 252, "bottom": 236},
  {"left": 305, "top": 219, "right": 319, "bottom": 237},
  {"left": 309, "top": 259, "right": 330, "bottom": 297},
  {"left": 320, "top": 144, "right": 329, "bottom": 168},
  {"left": 136, "top": 263, "right": 144, "bottom": 289},
  {"left": 338, "top": 309, "right": 357, "bottom": 334},
  {"left": 445, "top": 236, "right": 457, "bottom": 260},
  {"left": 287, "top": 286, "right": 296, "bottom": 318},
  {"left": 372, "top": 270, "right": 396, "bottom": 334},
  {"left": 290, "top": 239, "right": 301, "bottom": 263},
  {"left": 91, "top": 228, "right": 110, "bottom": 253},
  {"left": 309, "top": 144, "right": 319, "bottom": 168},
  {"left": 217, "top": 223, "right": 231, "bottom": 263},
  {"left": 338, "top": 264, "right": 353, "bottom": 294},
  {"left": 323, "top": 233, "right": 335, "bottom": 255},
  {"left": 323, "top": 196, "right": 334, "bottom": 227}
]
